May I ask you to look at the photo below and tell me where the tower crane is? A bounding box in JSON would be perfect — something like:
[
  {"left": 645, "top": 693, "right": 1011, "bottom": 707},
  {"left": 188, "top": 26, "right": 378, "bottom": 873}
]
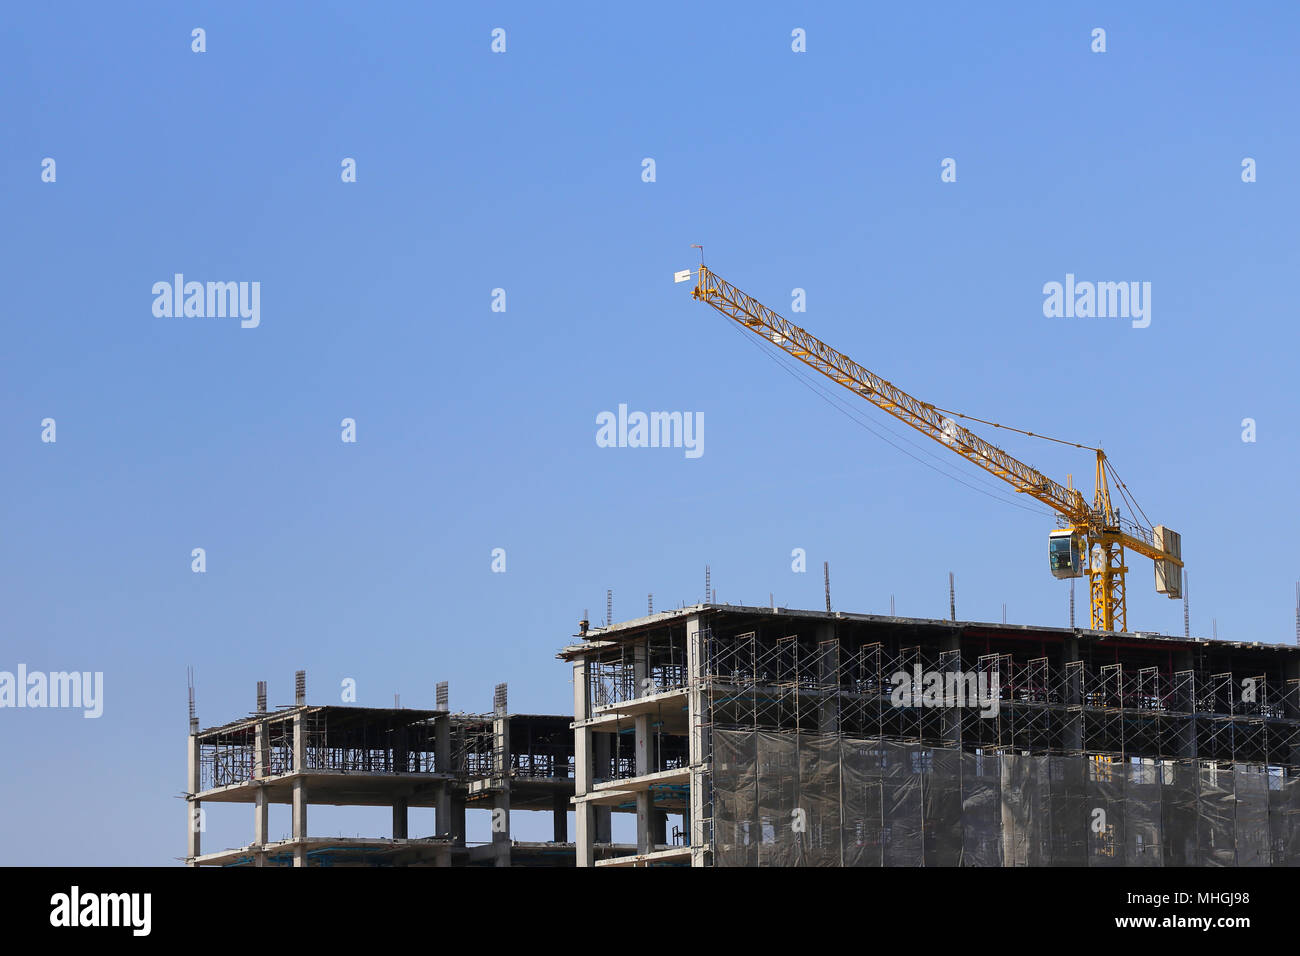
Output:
[{"left": 685, "top": 263, "right": 1183, "bottom": 632}]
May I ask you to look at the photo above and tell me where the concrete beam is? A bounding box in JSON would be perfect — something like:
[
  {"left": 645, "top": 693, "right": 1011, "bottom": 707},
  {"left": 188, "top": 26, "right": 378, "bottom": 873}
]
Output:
[
  {"left": 595, "top": 845, "right": 692, "bottom": 867},
  {"left": 590, "top": 766, "right": 691, "bottom": 793},
  {"left": 586, "top": 686, "right": 688, "bottom": 721},
  {"left": 190, "top": 836, "right": 454, "bottom": 868}
]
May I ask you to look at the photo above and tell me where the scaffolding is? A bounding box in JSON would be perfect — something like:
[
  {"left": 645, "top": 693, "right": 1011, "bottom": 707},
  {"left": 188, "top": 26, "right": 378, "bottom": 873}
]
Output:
[
  {"left": 696, "top": 621, "right": 1300, "bottom": 864},
  {"left": 199, "top": 707, "right": 442, "bottom": 790},
  {"left": 690, "top": 629, "right": 1300, "bottom": 767},
  {"left": 565, "top": 605, "right": 1300, "bottom": 866},
  {"left": 451, "top": 715, "right": 498, "bottom": 779}
]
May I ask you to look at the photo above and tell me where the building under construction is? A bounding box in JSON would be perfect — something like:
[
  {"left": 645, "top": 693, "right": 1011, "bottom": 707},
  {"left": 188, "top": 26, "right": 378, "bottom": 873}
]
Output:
[
  {"left": 186, "top": 604, "right": 1300, "bottom": 866},
  {"left": 185, "top": 677, "right": 602, "bottom": 866},
  {"left": 562, "top": 604, "right": 1300, "bottom": 867}
]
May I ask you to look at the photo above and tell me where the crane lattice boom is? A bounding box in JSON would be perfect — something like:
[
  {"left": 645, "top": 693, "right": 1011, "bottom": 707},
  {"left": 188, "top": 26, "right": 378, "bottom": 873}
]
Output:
[{"left": 690, "top": 263, "right": 1183, "bottom": 632}]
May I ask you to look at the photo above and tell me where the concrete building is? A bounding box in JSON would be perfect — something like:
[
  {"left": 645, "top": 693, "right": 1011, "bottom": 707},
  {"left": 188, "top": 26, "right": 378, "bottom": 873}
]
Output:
[
  {"left": 185, "top": 676, "right": 614, "bottom": 866},
  {"left": 561, "top": 604, "right": 1300, "bottom": 866},
  {"left": 188, "top": 604, "right": 1300, "bottom": 866}
]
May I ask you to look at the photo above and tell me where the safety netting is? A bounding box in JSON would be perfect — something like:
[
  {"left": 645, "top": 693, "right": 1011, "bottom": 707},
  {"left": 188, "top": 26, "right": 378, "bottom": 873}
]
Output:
[{"left": 710, "top": 729, "right": 1300, "bottom": 866}]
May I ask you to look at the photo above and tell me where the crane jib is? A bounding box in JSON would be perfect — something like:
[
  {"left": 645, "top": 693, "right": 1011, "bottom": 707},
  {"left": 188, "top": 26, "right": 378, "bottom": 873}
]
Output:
[{"left": 691, "top": 264, "right": 1184, "bottom": 633}]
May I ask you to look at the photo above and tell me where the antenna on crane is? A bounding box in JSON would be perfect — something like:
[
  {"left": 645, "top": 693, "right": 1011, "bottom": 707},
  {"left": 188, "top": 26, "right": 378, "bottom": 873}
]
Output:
[{"left": 676, "top": 247, "right": 705, "bottom": 285}]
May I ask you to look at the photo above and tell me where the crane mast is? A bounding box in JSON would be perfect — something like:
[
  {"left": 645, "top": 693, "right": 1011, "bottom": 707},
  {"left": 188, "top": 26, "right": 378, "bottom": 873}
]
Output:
[{"left": 690, "top": 263, "right": 1183, "bottom": 632}]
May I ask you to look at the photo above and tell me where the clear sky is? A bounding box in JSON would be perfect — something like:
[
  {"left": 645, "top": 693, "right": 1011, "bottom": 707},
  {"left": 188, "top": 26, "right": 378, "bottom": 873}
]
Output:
[{"left": 2, "top": 2, "right": 1297, "bottom": 864}]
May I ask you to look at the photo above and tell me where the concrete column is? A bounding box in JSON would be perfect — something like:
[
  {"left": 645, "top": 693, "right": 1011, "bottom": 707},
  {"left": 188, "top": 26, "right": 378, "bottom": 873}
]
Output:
[
  {"left": 593, "top": 731, "right": 612, "bottom": 844},
  {"left": 292, "top": 711, "right": 307, "bottom": 867},
  {"left": 552, "top": 790, "right": 568, "bottom": 843},
  {"left": 292, "top": 780, "right": 308, "bottom": 867},
  {"left": 493, "top": 713, "right": 511, "bottom": 867},
  {"left": 186, "top": 731, "right": 201, "bottom": 865},
  {"left": 634, "top": 640, "right": 651, "bottom": 776},
  {"left": 573, "top": 659, "right": 596, "bottom": 867},
  {"left": 1173, "top": 649, "right": 1198, "bottom": 759},
  {"left": 1061, "top": 635, "right": 1079, "bottom": 671},
  {"left": 1284, "top": 656, "right": 1300, "bottom": 766},
  {"left": 817, "top": 624, "right": 840, "bottom": 734},
  {"left": 434, "top": 712, "right": 452, "bottom": 838},
  {"left": 636, "top": 789, "right": 653, "bottom": 855},
  {"left": 634, "top": 639, "right": 653, "bottom": 854},
  {"left": 1063, "top": 636, "right": 1084, "bottom": 752},
  {"left": 937, "top": 630, "right": 960, "bottom": 744},
  {"left": 253, "top": 790, "right": 268, "bottom": 867},
  {"left": 393, "top": 796, "right": 409, "bottom": 839},
  {"left": 253, "top": 719, "right": 269, "bottom": 867},
  {"left": 686, "top": 614, "right": 709, "bottom": 866},
  {"left": 1284, "top": 656, "right": 1300, "bottom": 712},
  {"left": 450, "top": 793, "right": 467, "bottom": 843},
  {"left": 493, "top": 789, "right": 511, "bottom": 867}
]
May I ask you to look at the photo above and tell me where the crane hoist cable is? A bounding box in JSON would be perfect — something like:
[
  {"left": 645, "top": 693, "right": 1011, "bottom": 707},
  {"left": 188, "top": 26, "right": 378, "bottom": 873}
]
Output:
[
  {"left": 928, "top": 407, "right": 1100, "bottom": 452},
  {"left": 717, "top": 312, "right": 1056, "bottom": 517}
]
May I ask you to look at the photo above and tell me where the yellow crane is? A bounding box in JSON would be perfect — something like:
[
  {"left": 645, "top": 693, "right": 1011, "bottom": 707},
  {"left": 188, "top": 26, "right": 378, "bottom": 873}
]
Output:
[{"left": 687, "top": 263, "right": 1183, "bottom": 632}]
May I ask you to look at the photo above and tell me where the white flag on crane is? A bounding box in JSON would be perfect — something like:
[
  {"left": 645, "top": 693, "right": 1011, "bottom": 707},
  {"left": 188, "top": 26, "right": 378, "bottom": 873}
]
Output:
[{"left": 673, "top": 269, "right": 693, "bottom": 283}]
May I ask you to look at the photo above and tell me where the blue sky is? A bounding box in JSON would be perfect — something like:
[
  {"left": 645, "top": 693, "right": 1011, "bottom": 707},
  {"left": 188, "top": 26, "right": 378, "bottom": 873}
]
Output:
[{"left": 2, "top": 2, "right": 1297, "bottom": 864}]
